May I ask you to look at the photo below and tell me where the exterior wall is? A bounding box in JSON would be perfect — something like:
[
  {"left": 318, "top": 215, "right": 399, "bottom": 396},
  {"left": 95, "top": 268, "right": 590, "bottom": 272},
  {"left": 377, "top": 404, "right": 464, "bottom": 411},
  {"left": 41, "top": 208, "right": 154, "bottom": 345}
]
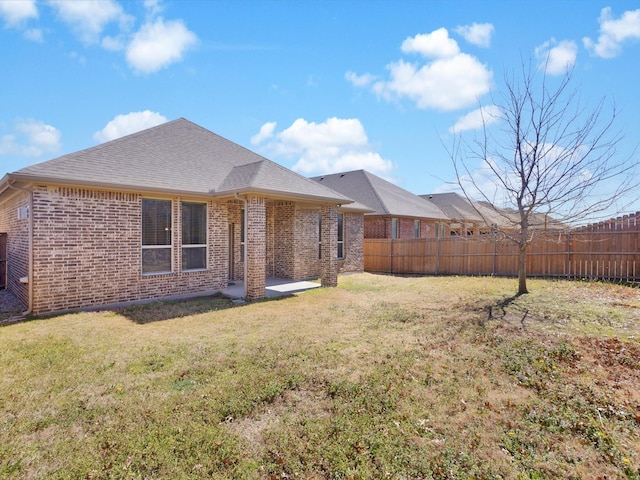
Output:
[
  {"left": 227, "top": 200, "right": 243, "bottom": 281},
  {"left": 364, "top": 215, "right": 444, "bottom": 239},
  {"left": 269, "top": 204, "right": 365, "bottom": 280},
  {"left": 0, "top": 190, "right": 30, "bottom": 309},
  {"left": 339, "top": 212, "right": 364, "bottom": 274},
  {"left": 30, "top": 186, "right": 228, "bottom": 314},
  {"left": 245, "top": 195, "right": 266, "bottom": 299},
  {"left": 292, "top": 206, "right": 322, "bottom": 279},
  {"left": 3, "top": 184, "right": 366, "bottom": 313},
  {"left": 320, "top": 204, "right": 338, "bottom": 287},
  {"left": 268, "top": 201, "right": 296, "bottom": 278}
]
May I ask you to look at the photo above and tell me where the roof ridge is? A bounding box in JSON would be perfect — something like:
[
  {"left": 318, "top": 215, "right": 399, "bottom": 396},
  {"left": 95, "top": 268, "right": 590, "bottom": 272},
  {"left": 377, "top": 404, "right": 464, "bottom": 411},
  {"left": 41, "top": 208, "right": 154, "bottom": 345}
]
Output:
[{"left": 361, "top": 170, "right": 391, "bottom": 214}]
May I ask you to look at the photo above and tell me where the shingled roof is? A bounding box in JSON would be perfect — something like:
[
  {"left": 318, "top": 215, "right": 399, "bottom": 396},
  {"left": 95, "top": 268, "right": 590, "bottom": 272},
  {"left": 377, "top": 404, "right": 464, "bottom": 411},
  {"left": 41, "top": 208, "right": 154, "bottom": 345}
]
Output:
[
  {"left": 311, "top": 169, "right": 447, "bottom": 219},
  {"left": 3, "top": 118, "right": 353, "bottom": 205}
]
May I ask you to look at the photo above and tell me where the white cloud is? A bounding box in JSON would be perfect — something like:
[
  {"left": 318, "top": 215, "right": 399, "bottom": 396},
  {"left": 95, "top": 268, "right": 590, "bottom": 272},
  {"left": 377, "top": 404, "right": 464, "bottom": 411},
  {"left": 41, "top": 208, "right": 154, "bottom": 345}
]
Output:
[
  {"left": 24, "top": 28, "right": 43, "bottom": 42},
  {"left": 47, "top": 0, "right": 133, "bottom": 44},
  {"left": 0, "top": 0, "right": 37, "bottom": 26},
  {"left": 372, "top": 54, "right": 492, "bottom": 111},
  {"left": 455, "top": 23, "right": 494, "bottom": 48},
  {"left": 250, "top": 122, "right": 277, "bottom": 145},
  {"left": 0, "top": 119, "right": 61, "bottom": 158},
  {"left": 143, "top": 0, "right": 164, "bottom": 17},
  {"left": 535, "top": 39, "right": 577, "bottom": 75},
  {"left": 350, "top": 28, "right": 492, "bottom": 112},
  {"left": 93, "top": 111, "right": 167, "bottom": 143},
  {"left": 449, "top": 105, "right": 500, "bottom": 133},
  {"left": 583, "top": 7, "right": 640, "bottom": 58},
  {"left": 252, "top": 117, "right": 394, "bottom": 177},
  {"left": 401, "top": 28, "right": 460, "bottom": 58},
  {"left": 126, "top": 17, "right": 197, "bottom": 74},
  {"left": 345, "top": 71, "right": 376, "bottom": 87}
]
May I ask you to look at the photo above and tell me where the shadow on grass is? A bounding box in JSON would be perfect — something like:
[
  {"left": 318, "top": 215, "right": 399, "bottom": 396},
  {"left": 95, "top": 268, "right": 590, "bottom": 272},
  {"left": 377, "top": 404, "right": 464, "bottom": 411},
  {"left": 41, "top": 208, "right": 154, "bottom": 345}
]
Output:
[
  {"left": 117, "top": 292, "right": 294, "bottom": 324},
  {"left": 483, "top": 292, "right": 531, "bottom": 328}
]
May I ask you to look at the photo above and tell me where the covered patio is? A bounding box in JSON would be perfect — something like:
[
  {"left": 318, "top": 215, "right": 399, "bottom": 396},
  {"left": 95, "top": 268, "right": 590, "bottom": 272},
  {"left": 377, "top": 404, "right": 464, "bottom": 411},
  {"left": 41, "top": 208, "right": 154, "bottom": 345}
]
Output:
[{"left": 223, "top": 277, "right": 321, "bottom": 299}]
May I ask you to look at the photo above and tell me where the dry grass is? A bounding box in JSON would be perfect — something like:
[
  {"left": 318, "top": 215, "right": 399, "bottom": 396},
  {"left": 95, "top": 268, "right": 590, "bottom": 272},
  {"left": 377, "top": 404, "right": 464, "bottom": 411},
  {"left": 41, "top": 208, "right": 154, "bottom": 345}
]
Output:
[{"left": 1, "top": 274, "right": 639, "bottom": 479}]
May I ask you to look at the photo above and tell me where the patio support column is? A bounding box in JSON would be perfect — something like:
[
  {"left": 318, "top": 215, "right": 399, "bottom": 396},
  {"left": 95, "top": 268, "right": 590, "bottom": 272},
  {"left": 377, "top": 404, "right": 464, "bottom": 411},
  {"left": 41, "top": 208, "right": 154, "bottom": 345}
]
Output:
[
  {"left": 320, "top": 203, "right": 338, "bottom": 287},
  {"left": 245, "top": 195, "right": 266, "bottom": 299}
]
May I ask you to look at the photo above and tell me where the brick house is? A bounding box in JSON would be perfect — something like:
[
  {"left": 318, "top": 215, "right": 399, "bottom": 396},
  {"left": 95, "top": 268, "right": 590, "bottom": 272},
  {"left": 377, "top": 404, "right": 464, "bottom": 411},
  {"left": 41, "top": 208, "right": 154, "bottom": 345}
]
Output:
[
  {"left": 311, "top": 170, "right": 449, "bottom": 239},
  {"left": 420, "top": 192, "right": 499, "bottom": 235},
  {"left": 0, "top": 118, "right": 367, "bottom": 315}
]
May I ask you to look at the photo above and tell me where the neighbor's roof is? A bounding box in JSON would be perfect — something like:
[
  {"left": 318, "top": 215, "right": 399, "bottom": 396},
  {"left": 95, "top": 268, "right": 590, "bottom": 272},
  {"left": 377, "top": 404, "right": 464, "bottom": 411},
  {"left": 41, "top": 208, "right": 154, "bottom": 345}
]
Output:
[
  {"left": 2, "top": 118, "right": 353, "bottom": 205},
  {"left": 311, "top": 169, "right": 448, "bottom": 220},
  {"left": 424, "top": 192, "right": 514, "bottom": 228},
  {"left": 421, "top": 192, "right": 487, "bottom": 223}
]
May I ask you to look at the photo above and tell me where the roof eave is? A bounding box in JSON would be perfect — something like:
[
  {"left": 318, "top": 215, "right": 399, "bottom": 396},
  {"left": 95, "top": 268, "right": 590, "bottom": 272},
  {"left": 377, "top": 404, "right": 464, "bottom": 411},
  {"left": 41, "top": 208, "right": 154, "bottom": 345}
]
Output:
[
  {"left": 4, "top": 173, "right": 215, "bottom": 199},
  {"left": 213, "top": 187, "right": 354, "bottom": 205}
]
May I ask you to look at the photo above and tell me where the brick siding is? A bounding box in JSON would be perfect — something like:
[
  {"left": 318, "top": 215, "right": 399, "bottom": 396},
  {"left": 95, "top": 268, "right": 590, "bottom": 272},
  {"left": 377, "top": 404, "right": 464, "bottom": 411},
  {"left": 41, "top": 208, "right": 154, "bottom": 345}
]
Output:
[
  {"left": 0, "top": 190, "right": 30, "bottom": 309},
  {"left": 29, "top": 186, "right": 228, "bottom": 314},
  {"left": 1, "top": 186, "right": 365, "bottom": 314}
]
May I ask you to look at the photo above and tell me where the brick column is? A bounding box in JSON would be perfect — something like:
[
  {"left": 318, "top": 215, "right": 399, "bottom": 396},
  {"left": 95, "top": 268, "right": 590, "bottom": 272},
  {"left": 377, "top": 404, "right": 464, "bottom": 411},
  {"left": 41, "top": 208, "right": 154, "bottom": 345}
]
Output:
[
  {"left": 320, "top": 204, "right": 338, "bottom": 287},
  {"left": 245, "top": 195, "right": 266, "bottom": 299}
]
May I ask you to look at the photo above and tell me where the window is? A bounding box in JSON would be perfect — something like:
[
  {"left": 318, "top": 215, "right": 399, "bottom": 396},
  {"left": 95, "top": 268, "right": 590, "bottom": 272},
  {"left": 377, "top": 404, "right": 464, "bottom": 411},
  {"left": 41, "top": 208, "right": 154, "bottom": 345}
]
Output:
[
  {"left": 182, "top": 202, "right": 207, "bottom": 270},
  {"left": 142, "top": 198, "right": 172, "bottom": 274},
  {"left": 318, "top": 212, "right": 322, "bottom": 259},
  {"left": 391, "top": 218, "right": 399, "bottom": 239},
  {"left": 240, "top": 208, "right": 245, "bottom": 262},
  {"left": 337, "top": 213, "right": 344, "bottom": 259},
  {"left": 414, "top": 219, "right": 420, "bottom": 239}
]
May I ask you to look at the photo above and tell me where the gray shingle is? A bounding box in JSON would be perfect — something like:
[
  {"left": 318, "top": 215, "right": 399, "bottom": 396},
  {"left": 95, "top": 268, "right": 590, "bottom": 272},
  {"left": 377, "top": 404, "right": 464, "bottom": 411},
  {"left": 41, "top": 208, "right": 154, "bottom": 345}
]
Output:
[
  {"left": 9, "top": 118, "right": 352, "bottom": 204},
  {"left": 311, "top": 170, "right": 447, "bottom": 219}
]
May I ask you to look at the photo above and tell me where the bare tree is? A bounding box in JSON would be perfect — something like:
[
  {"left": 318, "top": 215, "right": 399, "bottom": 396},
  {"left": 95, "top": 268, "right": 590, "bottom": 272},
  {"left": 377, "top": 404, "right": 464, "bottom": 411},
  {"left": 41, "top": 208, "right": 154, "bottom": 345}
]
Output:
[{"left": 450, "top": 60, "right": 638, "bottom": 295}]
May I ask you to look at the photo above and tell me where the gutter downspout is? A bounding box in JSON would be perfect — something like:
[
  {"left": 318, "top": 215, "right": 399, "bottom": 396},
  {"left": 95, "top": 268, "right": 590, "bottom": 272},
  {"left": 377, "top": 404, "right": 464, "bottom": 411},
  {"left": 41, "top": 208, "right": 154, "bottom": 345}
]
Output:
[
  {"left": 234, "top": 193, "right": 248, "bottom": 298},
  {"left": 8, "top": 181, "right": 33, "bottom": 316}
]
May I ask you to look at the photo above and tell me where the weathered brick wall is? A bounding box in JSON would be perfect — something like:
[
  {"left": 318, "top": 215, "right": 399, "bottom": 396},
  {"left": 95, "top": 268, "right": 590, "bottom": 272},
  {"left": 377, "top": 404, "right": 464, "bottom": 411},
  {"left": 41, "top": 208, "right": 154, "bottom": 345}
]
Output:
[
  {"left": 1, "top": 190, "right": 30, "bottom": 309},
  {"left": 30, "top": 186, "right": 228, "bottom": 314}
]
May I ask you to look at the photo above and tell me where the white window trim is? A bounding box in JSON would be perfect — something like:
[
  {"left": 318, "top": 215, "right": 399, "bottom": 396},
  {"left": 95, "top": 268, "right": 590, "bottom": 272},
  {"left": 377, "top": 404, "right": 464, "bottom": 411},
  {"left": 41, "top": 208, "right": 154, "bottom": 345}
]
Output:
[{"left": 181, "top": 201, "right": 208, "bottom": 272}]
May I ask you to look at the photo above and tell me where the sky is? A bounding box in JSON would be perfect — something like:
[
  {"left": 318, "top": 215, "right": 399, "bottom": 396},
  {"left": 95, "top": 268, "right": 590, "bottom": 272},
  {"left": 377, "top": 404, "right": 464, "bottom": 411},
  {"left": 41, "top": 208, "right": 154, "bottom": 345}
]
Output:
[{"left": 1, "top": 0, "right": 639, "bottom": 215}]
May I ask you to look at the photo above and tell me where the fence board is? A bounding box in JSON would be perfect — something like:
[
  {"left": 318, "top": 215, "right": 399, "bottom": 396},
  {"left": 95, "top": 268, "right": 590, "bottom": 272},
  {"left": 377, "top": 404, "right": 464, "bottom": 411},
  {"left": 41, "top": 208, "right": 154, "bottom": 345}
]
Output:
[{"left": 364, "top": 229, "right": 640, "bottom": 282}]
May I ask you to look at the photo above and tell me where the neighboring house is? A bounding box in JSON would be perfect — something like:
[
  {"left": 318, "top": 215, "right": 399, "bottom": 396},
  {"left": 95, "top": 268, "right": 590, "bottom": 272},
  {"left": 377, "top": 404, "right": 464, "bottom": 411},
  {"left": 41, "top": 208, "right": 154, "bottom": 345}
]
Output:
[
  {"left": 311, "top": 170, "right": 449, "bottom": 239},
  {"left": 423, "top": 192, "right": 565, "bottom": 235},
  {"left": 0, "top": 118, "right": 368, "bottom": 315},
  {"left": 420, "top": 192, "right": 499, "bottom": 235}
]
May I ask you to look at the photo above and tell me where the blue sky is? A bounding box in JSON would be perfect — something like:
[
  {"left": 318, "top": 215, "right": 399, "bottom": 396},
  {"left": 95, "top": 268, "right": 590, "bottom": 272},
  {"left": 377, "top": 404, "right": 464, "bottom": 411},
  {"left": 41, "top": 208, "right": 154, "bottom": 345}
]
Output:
[{"left": 1, "top": 0, "right": 639, "bottom": 212}]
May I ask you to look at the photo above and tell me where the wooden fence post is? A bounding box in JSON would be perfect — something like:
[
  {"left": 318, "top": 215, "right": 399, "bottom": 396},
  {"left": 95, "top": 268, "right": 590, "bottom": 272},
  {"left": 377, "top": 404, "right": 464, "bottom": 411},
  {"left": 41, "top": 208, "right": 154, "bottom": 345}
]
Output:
[
  {"left": 566, "top": 231, "right": 572, "bottom": 279},
  {"left": 435, "top": 235, "right": 440, "bottom": 275}
]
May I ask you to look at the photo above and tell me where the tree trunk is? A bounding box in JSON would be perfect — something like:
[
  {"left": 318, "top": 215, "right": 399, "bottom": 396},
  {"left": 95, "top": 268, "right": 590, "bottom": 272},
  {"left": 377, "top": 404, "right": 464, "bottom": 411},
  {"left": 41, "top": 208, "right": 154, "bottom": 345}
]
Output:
[{"left": 517, "top": 244, "right": 528, "bottom": 295}]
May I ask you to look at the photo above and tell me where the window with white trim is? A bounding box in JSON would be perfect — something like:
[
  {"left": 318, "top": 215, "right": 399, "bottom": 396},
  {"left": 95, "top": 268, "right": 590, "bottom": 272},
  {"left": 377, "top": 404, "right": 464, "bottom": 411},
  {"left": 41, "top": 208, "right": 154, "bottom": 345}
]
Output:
[
  {"left": 414, "top": 219, "right": 420, "bottom": 239},
  {"left": 182, "top": 201, "right": 207, "bottom": 271},
  {"left": 142, "top": 198, "right": 172, "bottom": 274}
]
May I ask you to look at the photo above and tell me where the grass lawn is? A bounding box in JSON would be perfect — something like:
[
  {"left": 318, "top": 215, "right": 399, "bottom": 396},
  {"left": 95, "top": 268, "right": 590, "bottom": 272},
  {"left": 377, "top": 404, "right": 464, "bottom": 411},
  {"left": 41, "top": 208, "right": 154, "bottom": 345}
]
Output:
[{"left": 1, "top": 273, "right": 639, "bottom": 479}]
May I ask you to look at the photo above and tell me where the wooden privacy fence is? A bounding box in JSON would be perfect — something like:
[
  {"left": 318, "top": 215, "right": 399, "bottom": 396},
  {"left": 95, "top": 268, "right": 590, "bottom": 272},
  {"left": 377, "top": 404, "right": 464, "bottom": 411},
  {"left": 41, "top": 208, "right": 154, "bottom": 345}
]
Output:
[{"left": 364, "top": 229, "right": 640, "bottom": 282}]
